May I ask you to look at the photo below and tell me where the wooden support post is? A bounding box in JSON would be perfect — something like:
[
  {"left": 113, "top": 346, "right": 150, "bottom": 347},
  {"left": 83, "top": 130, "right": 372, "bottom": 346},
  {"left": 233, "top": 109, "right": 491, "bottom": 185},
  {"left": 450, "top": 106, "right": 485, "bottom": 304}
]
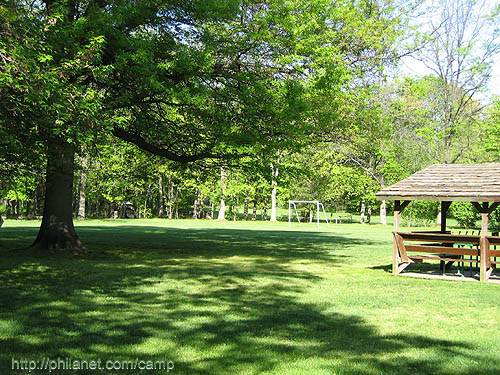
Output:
[
  {"left": 480, "top": 204, "right": 489, "bottom": 282},
  {"left": 393, "top": 200, "right": 410, "bottom": 275},
  {"left": 393, "top": 205, "right": 400, "bottom": 275},
  {"left": 472, "top": 201, "right": 496, "bottom": 282},
  {"left": 440, "top": 201, "right": 451, "bottom": 233}
]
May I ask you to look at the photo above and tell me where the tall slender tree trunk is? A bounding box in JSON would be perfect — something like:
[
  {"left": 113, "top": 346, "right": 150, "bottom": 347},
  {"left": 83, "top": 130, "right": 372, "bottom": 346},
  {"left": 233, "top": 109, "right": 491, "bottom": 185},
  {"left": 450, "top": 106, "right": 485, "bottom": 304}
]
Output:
[
  {"left": 252, "top": 198, "right": 257, "bottom": 221},
  {"left": 167, "top": 177, "right": 174, "bottom": 219},
  {"left": 218, "top": 199, "right": 226, "bottom": 220},
  {"left": 77, "top": 155, "right": 88, "bottom": 220},
  {"left": 25, "top": 198, "right": 32, "bottom": 218},
  {"left": 360, "top": 200, "right": 366, "bottom": 224},
  {"left": 230, "top": 193, "right": 236, "bottom": 221},
  {"left": 380, "top": 200, "right": 387, "bottom": 225},
  {"left": 270, "top": 151, "right": 280, "bottom": 222},
  {"left": 262, "top": 197, "right": 268, "bottom": 221},
  {"left": 30, "top": 141, "right": 85, "bottom": 251},
  {"left": 158, "top": 175, "right": 164, "bottom": 217},
  {"left": 379, "top": 176, "right": 387, "bottom": 225},
  {"left": 193, "top": 188, "right": 200, "bottom": 219},
  {"left": 244, "top": 189, "right": 249, "bottom": 220},
  {"left": 218, "top": 166, "right": 227, "bottom": 220}
]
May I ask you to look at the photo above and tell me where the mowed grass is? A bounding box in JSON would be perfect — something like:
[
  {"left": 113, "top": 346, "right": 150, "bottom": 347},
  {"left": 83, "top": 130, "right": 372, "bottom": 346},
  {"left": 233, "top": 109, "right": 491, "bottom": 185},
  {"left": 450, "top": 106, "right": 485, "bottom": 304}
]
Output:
[{"left": 0, "top": 219, "right": 499, "bottom": 375}]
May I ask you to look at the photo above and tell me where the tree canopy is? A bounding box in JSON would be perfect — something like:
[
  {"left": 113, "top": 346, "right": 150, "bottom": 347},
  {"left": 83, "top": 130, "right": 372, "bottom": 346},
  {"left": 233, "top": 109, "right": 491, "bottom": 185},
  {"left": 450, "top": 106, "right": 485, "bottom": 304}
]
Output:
[{"left": 0, "top": 0, "right": 413, "bottom": 249}]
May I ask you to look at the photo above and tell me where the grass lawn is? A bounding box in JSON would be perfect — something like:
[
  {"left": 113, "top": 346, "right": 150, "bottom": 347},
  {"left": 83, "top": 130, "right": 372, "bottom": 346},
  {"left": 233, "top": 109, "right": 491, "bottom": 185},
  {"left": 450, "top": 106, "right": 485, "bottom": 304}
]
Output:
[{"left": 0, "top": 219, "right": 499, "bottom": 375}]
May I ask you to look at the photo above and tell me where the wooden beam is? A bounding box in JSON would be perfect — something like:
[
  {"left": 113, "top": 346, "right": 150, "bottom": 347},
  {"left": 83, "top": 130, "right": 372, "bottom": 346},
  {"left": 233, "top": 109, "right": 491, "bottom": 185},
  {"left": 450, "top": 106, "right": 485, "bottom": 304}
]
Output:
[
  {"left": 488, "top": 202, "right": 499, "bottom": 214},
  {"left": 395, "top": 233, "right": 411, "bottom": 263},
  {"left": 404, "top": 245, "right": 479, "bottom": 256},
  {"left": 472, "top": 201, "right": 499, "bottom": 215},
  {"left": 472, "top": 201, "right": 485, "bottom": 213},
  {"left": 393, "top": 200, "right": 410, "bottom": 275},
  {"left": 397, "top": 232, "right": 480, "bottom": 245},
  {"left": 393, "top": 212, "right": 400, "bottom": 275},
  {"left": 394, "top": 200, "right": 411, "bottom": 213},
  {"left": 409, "top": 255, "right": 479, "bottom": 263},
  {"left": 377, "top": 195, "right": 500, "bottom": 203}
]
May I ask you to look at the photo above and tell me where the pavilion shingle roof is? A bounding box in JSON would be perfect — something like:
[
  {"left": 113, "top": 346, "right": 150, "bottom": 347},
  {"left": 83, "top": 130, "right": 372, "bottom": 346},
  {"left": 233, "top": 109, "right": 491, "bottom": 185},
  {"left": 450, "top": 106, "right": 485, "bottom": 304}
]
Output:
[{"left": 376, "top": 163, "right": 500, "bottom": 202}]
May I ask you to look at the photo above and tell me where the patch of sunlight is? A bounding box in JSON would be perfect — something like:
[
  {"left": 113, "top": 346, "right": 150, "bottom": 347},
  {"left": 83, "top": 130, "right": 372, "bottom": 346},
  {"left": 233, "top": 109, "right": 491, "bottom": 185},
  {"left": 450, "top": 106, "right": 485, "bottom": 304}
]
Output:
[
  {"left": 251, "top": 335, "right": 320, "bottom": 349},
  {"left": 20, "top": 334, "right": 46, "bottom": 345},
  {"left": 133, "top": 337, "right": 174, "bottom": 355},
  {"left": 0, "top": 319, "right": 22, "bottom": 335},
  {"left": 47, "top": 300, "right": 75, "bottom": 309},
  {"left": 81, "top": 310, "right": 108, "bottom": 318},
  {"left": 273, "top": 357, "right": 343, "bottom": 375},
  {"left": 170, "top": 315, "right": 217, "bottom": 330}
]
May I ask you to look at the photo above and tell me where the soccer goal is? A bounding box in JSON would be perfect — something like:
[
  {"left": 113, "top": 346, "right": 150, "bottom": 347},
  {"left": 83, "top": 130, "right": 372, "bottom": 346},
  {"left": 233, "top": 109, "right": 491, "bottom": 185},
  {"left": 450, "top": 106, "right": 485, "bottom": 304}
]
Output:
[{"left": 288, "top": 200, "right": 330, "bottom": 228}]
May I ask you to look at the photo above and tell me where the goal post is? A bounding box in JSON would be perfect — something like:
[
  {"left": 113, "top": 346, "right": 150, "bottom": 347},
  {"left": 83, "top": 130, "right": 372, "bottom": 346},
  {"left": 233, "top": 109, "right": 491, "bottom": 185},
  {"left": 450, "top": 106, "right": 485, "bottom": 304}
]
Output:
[{"left": 288, "top": 200, "right": 330, "bottom": 228}]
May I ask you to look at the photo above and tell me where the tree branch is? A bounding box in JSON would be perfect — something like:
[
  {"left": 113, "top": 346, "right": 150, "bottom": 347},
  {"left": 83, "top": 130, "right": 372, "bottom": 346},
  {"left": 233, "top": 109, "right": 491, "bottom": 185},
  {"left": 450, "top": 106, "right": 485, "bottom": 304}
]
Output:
[{"left": 112, "top": 127, "right": 216, "bottom": 163}]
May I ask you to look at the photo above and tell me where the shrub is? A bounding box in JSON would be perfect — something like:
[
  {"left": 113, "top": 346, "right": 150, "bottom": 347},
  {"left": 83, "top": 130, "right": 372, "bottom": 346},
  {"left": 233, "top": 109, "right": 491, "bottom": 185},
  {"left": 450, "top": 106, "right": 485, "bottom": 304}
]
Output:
[
  {"left": 489, "top": 209, "right": 500, "bottom": 233},
  {"left": 401, "top": 201, "right": 439, "bottom": 227},
  {"left": 450, "top": 202, "right": 479, "bottom": 229}
]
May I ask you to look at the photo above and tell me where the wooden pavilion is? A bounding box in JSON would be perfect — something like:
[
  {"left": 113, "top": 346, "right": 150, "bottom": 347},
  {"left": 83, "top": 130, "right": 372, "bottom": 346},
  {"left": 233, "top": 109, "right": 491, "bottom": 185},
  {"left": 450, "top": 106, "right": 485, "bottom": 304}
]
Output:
[{"left": 376, "top": 163, "right": 500, "bottom": 283}]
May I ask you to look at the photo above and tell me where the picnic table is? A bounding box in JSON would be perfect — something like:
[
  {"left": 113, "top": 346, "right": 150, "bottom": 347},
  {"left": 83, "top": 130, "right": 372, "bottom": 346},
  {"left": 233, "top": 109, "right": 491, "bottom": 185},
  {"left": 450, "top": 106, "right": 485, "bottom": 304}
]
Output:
[
  {"left": 393, "top": 231, "right": 500, "bottom": 281},
  {"left": 333, "top": 213, "right": 352, "bottom": 224}
]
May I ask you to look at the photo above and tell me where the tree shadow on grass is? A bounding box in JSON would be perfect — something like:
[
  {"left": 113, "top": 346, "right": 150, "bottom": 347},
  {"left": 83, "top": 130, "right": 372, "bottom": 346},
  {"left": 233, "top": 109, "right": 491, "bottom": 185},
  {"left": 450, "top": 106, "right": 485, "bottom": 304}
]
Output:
[
  {"left": 0, "top": 224, "right": 498, "bottom": 374},
  {"left": 1, "top": 224, "right": 368, "bottom": 265},
  {"left": 80, "top": 225, "right": 367, "bottom": 259},
  {"left": 0, "top": 258, "right": 495, "bottom": 375}
]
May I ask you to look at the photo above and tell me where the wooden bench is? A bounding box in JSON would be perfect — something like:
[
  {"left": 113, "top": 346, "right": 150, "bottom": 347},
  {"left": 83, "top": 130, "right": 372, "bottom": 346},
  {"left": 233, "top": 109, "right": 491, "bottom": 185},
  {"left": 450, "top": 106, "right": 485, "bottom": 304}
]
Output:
[
  {"left": 393, "top": 232, "right": 481, "bottom": 275},
  {"left": 393, "top": 231, "right": 500, "bottom": 281},
  {"left": 486, "top": 236, "right": 500, "bottom": 266}
]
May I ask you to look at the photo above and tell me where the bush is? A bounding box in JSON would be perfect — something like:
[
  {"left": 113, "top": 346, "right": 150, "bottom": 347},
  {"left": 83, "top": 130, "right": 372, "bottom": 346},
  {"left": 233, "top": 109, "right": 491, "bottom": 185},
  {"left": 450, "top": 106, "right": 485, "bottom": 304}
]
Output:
[
  {"left": 401, "top": 201, "right": 439, "bottom": 227},
  {"left": 450, "top": 202, "right": 479, "bottom": 229},
  {"left": 489, "top": 209, "right": 500, "bottom": 233}
]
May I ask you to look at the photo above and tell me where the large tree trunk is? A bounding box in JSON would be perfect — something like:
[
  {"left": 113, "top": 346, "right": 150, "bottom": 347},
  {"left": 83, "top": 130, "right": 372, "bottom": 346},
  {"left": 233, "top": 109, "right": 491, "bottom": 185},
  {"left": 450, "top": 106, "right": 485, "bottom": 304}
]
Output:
[{"left": 30, "top": 141, "right": 85, "bottom": 251}]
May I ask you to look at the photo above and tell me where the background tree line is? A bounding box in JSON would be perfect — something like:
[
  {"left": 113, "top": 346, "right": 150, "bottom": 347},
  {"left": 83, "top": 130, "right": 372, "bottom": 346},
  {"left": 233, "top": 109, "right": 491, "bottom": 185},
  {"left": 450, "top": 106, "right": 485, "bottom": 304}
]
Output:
[
  {"left": 1, "top": 0, "right": 499, "bottom": 250},
  {"left": 2, "top": 78, "right": 499, "bottom": 228}
]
